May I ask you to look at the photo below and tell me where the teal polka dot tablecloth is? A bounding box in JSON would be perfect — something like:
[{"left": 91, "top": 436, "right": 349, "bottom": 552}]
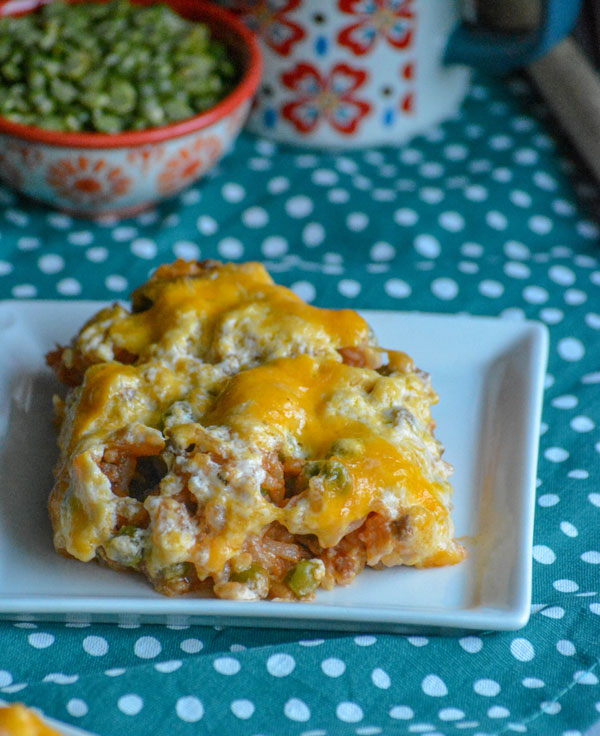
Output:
[{"left": 0, "top": 73, "right": 599, "bottom": 736}]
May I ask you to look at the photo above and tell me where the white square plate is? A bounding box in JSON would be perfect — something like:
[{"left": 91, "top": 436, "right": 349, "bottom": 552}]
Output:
[{"left": 0, "top": 302, "right": 548, "bottom": 633}]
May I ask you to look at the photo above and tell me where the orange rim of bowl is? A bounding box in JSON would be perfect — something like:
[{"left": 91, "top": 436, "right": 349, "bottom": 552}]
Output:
[{"left": 0, "top": 0, "right": 262, "bottom": 148}]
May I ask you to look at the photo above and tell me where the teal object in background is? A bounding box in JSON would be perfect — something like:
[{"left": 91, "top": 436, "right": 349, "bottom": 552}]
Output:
[
  {"left": 446, "top": 0, "right": 582, "bottom": 73},
  {"left": 0, "top": 72, "right": 599, "bottom": 735}
]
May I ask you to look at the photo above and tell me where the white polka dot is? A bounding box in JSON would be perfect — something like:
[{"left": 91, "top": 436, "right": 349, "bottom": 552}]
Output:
[
  {"left": 267, "top": 654, "right": 296, "bottom": 677},
  {"left": 407, "top": 637, "right": 429, "bottom": 647},
  {"left": 459, "top": 637, "right": 483, "bottom": 654},
  {"left": 552, "top": 198, "right": 575, "bottom": 216},
  {"left": 321, "top": 658, "right": 346, "bottom": 678},
  {"left": 134, "top": 636, "right": 161, "bottom": 659},
  {"left": 385, "top": 279, "right": 411, "bottom": 298},
  {"left": 459, "top": 261, "right": 479, "bottom": 274},
  {"left": 541, "top": 701, "right": 561, "bottom": 715},
  {"left": 86, "top": 247, "right": 108, "bottom": 263},
  {"left": 559, "top": 520, "right": 578, "bottom": 539},
  {"left": 291, "top": 281, "right": 316, "bottom": 302},
  {"left": 545, "top": 447, "right": 569, "bottom": 463},
  {"left": 333, "top": 278, "right": 360, "bottom": 298},
  {"left": 173, "top": 241, "right": 200, "bottom": 260},
  {"left": 105, "top": 275, "right": 128, "bottom": 292},
  {"left": 547, "top": 265, "right": 575, "bottom": 287},
  {"left": 419, "top": 186, "right": 444, "bottom": 204},
  {"left": 585, "top": 313, "right": 600, "bottom": 329},
  {"left": 421, "top": 675, "right": 447, "bottom": 697},
  {"left": 552, "top": 394, "right": 578, "bottom": 409},
  {"left": 354, "top": 635, "right": 376, "bottom": 646},
  {"left": 328, "top": 188, "right": 350, "bottom": 204},
  {"left": 213, "top": 656, "right": 240, "bottom": 675},
  {"left": 564, "top": 289, "right": 587, "bottom": 305},
  {"left": 523, "top": 285, "right": 549, "bottom": 304},
  {"left": 558, "top": 337, "right": 585, "bottom": 361},
  {"left": 129, "top": 239, "right": 157, "bottom": 261},
  {"left": 221, "top": 182, "right": 245, "bottom": 202},
  {"left": 176, "top": 696, "right": 204, "bottom": 722},
  {"left": 371, "top": 668, "right": 390, "bottom": 689},
  {"left": 522, "top": 678, "right": 544, "bottom": 688},
  {"left": 104, "top": 668, "right": 125, "bottom": 677},
  {"left": 0, "top": 671, "right": 12, "bottom": 687},
  {"left": 180, "top": 639, "right": 203, "bottom": 654},
  {"left": 462, "top": 242, "right": 484, "bottom": 257},
  {"left": 155, "top": 660, "right": 182, "bottom": 673},
  {"left": 68, "top": 231, "right": 93, "bottom": 246},
  {"left": 577, "top": 220, "right": 599, "bottom": 239},
  {"left": 487, "top": 211, "right": 508, "bottom": 230},
  {"left": 514, "top": 148, "right": 538, "bottom": 165},
  {"left": 229, "top": 644, "right": 246, "bottom": 653},
  {"left": 505, "top": 241, "right": 530, "bottom": 259},
  {"left": 394, "top": 208, "right": 418, "bottom": 226},
  {"left": 118, "top": 694, "right": 143, "bottom": 716},
  {"left": 529, "top": 215, "right": 553, "bottom": 234},
  {"left": 414, "top": 235, "right": 440, "bottom": 259},
  {"left": 312, "top": 169, "right": 338, "bottom": 186},
  {"left": 439, "top": 211, "right": 464, "bottom": 232},
  {"left": 231, "top": 699, "right": 255, "bottom": 719},
  {"left": 345, "top": 212, "right": 368, "bottom": 231},
  {"left": 28, "top": 633, "right": 54, "bottom": 649},
  {"left": 38, "top": 254, "right": 65, "bottom": 274},
  {"left": 111, "top": 226, "right": 137, "bottom": 242},
  {"left": 574, "top": 671, "right": 599, "bottom": 685},
  {"left": 196, "top": 215, "right": 219, "bottom": 236},
  {"left": 575, "top": 254, "right": 597, "bottom": 267},
  {"left": 336, "top": 702, "right": 363, "bottom": 723},
  {"left": 56, "top": 278, "right": 82, "bottom": 296},
  {"left": 432, "top": 277, "right": 458, "bottom": 300},
  {"left": 242, "top": 206, "right": 268, "bottom": 228},
  {"left": 284, "top": 698, "right": 310, "bottom": 722},
  {"left": 371, "top": 242, "right": 395, "bottom": 261},
  {"left": 420, "top": 162, "right": 444, "bottom": 178},
  {"left": 298, "top": 639, "right": 324, "bottom": 646},
  {"left": 510, "top": 190, "right": 532, "bottom": 207},
  {"left": 569, "top": 469, "right": 588, "bottom": 479},
  {"left": 589, "top": 493, "right": 600, "bottom": 507},
  {"left": 286, "top": 195, "right": 313, "bottom": 218},
  {"left": 438, "top": 708, "right": 465, "bottom": 721},
  {"left": 218, "top": 237, "right": 244, "bottom": 260},
  {"left": 66, "top": 699, "right": 88, "bottom": 718},
  {"left": 510, "top": 638, "right": 535, "bottom": 661},
  {"left": 180, "top": 189, "right": 200, "bottom": 205},
  {"left": 540, "top": 606, "right": 565, "bottom": 619},
  {"left": 590, "top": 603, "right": 600, "bottom": 615},
  {"left": 372, "top": 188, "right": 395, "bottom": 201},
  {"left": 553, "top": 579, "right": 579, "bottom": 593},
  {"left": 504, "top": 262, "right": 530, "bottom": 279},
  {"left": 473, "top": 679, "right": 500, "bottom": 697},
  {"left": 488, "top": 706, "right": 510, "bottom": 718},
  {"left": 303, "top": 222, "right": 325, "bottom": 247},
  {"left": 445, "top": 144, "right": 468, "bottom": 160},
  {"left": 556, "top": 639, "right": 577, "bottom": 657},
  {"left": 540, "top": 309, "right": 564, "bottom": 329},
  {"left": 479, "top": 279, "right": 504, "bottom": 298},
  {"left": 533, "top": 545, "right": 556, "bottom": 564},
  {"left": 464, "top": 184, "right": 488, "bottom": 201},
  {"left": 18, "top": 236, "right": 40, "bottom": 251},
  {"left": 581, "top": 551, "right": 600, "bottom": 564},
  {"left": 389, "top": 705, "right": 413, "bottom": 720},
  {"left": 571, "top": 416, "right": 594, "bottom": 432},
  {"left": 538, "top": 494, "right": 559, "bottom": 507}
]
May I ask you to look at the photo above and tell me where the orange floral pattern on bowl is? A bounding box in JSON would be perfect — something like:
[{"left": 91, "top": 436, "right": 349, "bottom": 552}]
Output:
[
  {"left": 158, "top": 135, "right": 222, "bottom": 196},
  {"left": 47, "top": 157, "right": 131, "bottom": 205}
]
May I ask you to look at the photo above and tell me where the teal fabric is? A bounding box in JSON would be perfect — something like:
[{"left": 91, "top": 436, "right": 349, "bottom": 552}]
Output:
[{"left": 0, "top": 74, "right": 599, "bottom": 736}]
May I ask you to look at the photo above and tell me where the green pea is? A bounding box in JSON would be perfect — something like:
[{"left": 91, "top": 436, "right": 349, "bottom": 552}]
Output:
[
  {"left": 230, "top": 563, "right": 267, "bottom": 585},
  {"left": 285, "top": 560, "right": 324, "bottom": 598}
]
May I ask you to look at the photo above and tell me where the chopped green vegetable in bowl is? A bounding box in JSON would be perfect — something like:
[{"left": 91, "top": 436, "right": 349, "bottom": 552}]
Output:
[{"left": 0, "top": 0, "right": 238, "bottom": 133}]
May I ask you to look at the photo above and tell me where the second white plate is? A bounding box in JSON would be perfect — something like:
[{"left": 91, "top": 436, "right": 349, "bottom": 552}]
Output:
[{"left": 0, "top": 302, "right": 548, "bottom": 633}]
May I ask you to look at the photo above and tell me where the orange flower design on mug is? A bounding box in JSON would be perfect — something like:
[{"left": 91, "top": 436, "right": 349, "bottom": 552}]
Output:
[
  {"left": 47, "top": 157, "right": 131, "bottom": 204},
  {"left": 158, "top": 135, "right": 222, "bottom": 196}
]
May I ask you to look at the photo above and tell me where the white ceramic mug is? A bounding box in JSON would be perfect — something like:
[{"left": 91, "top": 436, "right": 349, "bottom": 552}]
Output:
[{"left": 216, "top": 0, "right": 580, "bottom": 148}]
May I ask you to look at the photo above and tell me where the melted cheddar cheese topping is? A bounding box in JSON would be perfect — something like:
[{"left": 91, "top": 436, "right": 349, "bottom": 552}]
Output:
[
  {"left": 48, "top": 261, "right": 465, "bottom": 599},
  {"left": 0, "top": 705, "right": 62, "bottom": 736}
]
